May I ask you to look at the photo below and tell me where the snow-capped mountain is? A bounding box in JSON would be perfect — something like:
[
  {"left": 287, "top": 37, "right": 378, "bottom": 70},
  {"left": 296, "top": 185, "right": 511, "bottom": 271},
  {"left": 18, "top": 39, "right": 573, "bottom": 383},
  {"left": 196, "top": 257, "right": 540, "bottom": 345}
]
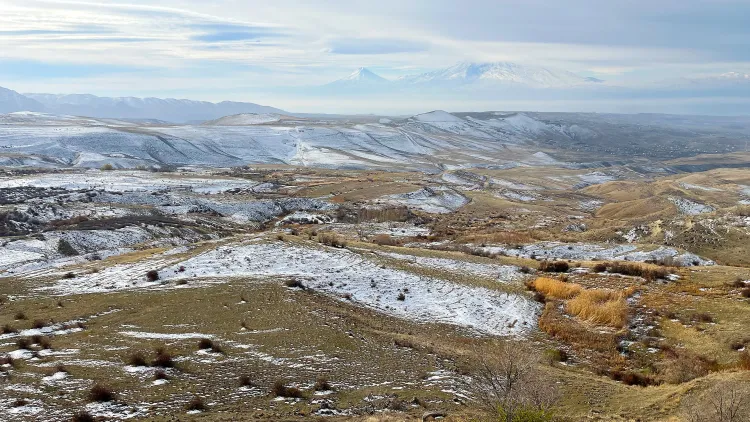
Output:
[
  {"left": 0, "top": 86, "right": 45, "bottom": 114},
  {"left": 24, "top": 93, "right": 287, "bottom": 123},
  {"left": 325, "top": 67, "right": 389, "bottom": 88},
  {"left": 397, "top": 62, "right": 597, "bottom": 88}
]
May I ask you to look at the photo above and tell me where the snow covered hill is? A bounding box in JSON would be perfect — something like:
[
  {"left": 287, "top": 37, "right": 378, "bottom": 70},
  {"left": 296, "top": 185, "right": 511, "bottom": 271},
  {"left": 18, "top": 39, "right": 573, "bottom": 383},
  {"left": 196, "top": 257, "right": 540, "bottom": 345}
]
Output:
[
  {"left": 202, "top": 113, "right": 300, "bottom": 126},
  {"left": 328, "top": 67, "right": 389, "bottom": 86},
  {"left": 0, "top": 110, "right": 745, "bottom": 170},
  {"left": 23, "top": 93, "right": 287, "bottom": 123},
  {"left": 397, "top": 62, "right": 596, "bottom": 88},
  {"left": 0, "top": 87, "right": 45, "bottom": 114},
  {"left": 0, "top": 110, "right": 578, "bottom": 170}
]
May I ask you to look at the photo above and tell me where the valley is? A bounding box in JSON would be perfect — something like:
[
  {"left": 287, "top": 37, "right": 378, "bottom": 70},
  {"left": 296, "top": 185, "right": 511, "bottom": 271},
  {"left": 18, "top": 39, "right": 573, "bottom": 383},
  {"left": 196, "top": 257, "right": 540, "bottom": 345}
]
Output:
[{"left": 1, "top": 118, "right": 750, "bottom": 420}]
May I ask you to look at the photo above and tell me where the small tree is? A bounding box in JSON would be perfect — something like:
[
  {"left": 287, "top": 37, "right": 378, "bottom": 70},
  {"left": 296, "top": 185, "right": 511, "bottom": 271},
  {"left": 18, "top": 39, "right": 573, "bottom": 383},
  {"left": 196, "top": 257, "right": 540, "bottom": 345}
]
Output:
[
  {"left": 682, "top": 381, "right": 749, "bottom": 422},
  {"left": 462, "top": 341, "right": 558, "bottom": 422}
]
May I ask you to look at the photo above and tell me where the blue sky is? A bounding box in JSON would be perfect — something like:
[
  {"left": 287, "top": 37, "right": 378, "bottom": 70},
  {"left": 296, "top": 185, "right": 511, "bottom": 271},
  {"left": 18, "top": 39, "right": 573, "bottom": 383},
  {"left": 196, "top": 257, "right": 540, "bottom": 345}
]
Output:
[{"left": 0, "top": 0, "right": 749, "bottom": 113}]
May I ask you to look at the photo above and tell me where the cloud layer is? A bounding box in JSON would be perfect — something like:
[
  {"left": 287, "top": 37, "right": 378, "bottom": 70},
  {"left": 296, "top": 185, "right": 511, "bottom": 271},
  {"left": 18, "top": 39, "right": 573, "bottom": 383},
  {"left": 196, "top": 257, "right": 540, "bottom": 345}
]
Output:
[{"left": 0, "top": 0, "right": 748, "bottom": 114}]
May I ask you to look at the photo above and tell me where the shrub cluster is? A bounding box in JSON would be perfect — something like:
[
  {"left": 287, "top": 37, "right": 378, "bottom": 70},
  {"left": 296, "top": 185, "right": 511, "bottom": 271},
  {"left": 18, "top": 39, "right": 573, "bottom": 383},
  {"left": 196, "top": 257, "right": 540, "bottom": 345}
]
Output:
[
  {"left": 530, "top": 277, "right": 582, "bottom": 300},
  {"left": 271, "top": 381, "right": 303, "bottom": 398},
  {"left": 318, "top": 233, "right": 347, "bottom": 248},
  {"left": 538, "top": 261, "right": 570, "bottom": 273},
  {"left": 371, "top": 234, "right": 400, "bottom": 246},
  {"left": 592, "top": 261, "right": 670, "bottom": 281},
  {"left": 566, "top": 289, "right": 628, "bottom": 328}
]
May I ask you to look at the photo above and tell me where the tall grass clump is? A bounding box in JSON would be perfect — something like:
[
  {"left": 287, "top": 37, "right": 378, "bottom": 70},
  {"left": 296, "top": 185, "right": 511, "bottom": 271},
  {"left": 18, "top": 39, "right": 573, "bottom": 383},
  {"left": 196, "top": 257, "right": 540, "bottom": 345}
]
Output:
[
  {"left": 566, "top": 289, "right": 628, "bottom": 328},
  {"left": 531, "top": 277, "right": 582, "bottom": 300}
]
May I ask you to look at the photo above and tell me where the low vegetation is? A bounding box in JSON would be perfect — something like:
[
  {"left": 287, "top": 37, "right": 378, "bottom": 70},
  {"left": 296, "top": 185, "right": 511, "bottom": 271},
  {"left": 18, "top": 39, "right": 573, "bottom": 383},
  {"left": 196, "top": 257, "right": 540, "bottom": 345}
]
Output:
[
  {"left": 529, "top": 277, "right": 582, "bottom": 300},
  {"left": 566, "top": 289, "right": 628, "bottom": 328}
]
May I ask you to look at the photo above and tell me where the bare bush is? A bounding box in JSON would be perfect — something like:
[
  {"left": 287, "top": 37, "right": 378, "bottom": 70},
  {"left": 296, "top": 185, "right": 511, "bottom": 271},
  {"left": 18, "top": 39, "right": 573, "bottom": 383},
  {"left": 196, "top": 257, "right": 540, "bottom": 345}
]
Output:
[
  {"left": 186, "top": 396, "right": 207, "bottom": 412},
  {"left": 271, "top": 380, "right": 303, "bottom": 398},
  {"left": 145, "top": 270, "right": 159, "bottom": 282},
  {"left": 461, "top": 341, "right": 558, "bottom": 422},
  {"left": 319, "top": 233, "right": 347, "bottom": 248},
  {"left": 538, "top": 261, "right": 569, "bottom": 273},
  {"left": 682, "top": 381, "right": 750, "bottom": 422},
  {"left": 88, "top": 384, "right": 116, "bottom": 402},
  {"left": 372, "top": 234, "right": 400, "bottom": 246}
]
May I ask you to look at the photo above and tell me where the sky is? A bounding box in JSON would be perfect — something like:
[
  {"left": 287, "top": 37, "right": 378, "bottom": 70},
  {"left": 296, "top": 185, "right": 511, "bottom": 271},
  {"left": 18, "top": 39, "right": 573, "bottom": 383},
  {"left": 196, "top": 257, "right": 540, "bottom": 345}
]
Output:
[{"left": 1, "top": 0, "right": 749, "bottom": 114}]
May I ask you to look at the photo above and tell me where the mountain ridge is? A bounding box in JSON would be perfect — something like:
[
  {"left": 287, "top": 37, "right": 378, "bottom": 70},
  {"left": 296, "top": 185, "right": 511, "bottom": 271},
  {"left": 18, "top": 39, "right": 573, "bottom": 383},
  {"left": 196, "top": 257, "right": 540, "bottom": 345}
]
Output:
[{"left": 22, "top": 92, "right": 287, "bottom": 123}]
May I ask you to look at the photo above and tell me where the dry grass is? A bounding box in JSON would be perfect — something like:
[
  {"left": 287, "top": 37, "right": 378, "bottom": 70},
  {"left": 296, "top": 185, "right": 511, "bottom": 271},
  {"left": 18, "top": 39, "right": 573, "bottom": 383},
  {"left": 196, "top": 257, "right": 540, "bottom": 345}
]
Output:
[
  {"left": 566, "top": 289, "right": 628, "bottom": 328},
  {"left": 538, "top": 302, "right": 619, "bottom": 353},
  {"left": 531, "top": 277, "right": 582, "bottom": 300},
  {"left": 371, "top": 234, "right": 401, "bottom": 246},
  {"left": 318, "top": 233, "right": 347, "bottom": 248}
]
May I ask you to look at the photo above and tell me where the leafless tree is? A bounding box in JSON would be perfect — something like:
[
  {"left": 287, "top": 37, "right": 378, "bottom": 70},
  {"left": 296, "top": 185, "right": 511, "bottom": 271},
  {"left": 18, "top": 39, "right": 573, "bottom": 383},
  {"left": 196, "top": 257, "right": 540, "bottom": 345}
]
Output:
[
  {"left": 682, "top": 380, "right": 750, "bottom": 422},
  {"left": 462, "top": 341, "right": 558, "bottom": 422}
]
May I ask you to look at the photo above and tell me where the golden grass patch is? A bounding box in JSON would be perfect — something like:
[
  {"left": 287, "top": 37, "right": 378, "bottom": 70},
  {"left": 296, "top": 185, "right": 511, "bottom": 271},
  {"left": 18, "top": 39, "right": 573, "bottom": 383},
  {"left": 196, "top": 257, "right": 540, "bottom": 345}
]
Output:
[
  {"left": 566, "top": 289, "right": 628, "bottom": 328},
  {"left": 532, "top": 277, "right": 582, "bottom": 299}
]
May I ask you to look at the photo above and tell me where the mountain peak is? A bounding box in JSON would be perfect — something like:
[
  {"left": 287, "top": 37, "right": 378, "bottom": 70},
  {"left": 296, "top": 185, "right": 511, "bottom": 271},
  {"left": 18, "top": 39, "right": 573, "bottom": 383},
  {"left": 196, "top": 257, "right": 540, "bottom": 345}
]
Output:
[
  {"left": 331, "top": 67, "right": 388, "bottom": 84},
  {"left": 399, "top": 61, "right": 598, "bottom": 88}
]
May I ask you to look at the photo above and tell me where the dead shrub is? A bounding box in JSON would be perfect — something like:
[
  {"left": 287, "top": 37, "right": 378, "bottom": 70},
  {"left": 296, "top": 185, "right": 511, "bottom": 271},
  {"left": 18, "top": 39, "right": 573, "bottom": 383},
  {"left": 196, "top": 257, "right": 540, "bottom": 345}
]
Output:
[
  {"left": 318, "top": 233, "right": 347, "bottom": 248},
  {"left": 128, "top": 352, "right": 148, "bottom": 367},
  {"left": 741, "top": 288, "right": 750, "bottom": 298},
  {"left": 531, "top": 277, "right": 582, "bottom": 300},
  {"left": 186, "top": 396, "right": 207, "bottom": 412},
  {"left": 198, "top": 338, "right": 215, "bottom": 350},
  {"left": 592, "top": 262, "right": 608, "bottom": 273},
  {"left": 239, "top": 375, "right": 253, "bottom": 387},
  {"left": 372, "top": 234, "right": 400, "bottom": 246},
  {"left": 566, "top": 289, "right": 628, "bottom": 328},
  {"left": 284, "top": 278, "right": 305, "bottom": 289},
  {"left": 145, "top": 270, "right": 159, "bottom": 282},
  {"left": 314, "top": 376, "right": 332, "bottom": 391},
  {"left": 88, "top": 384, "right": 116, "bottom": 402},
  {"left": 62, "top": 272, "right": 76, "bottom": 279},
  {"left": 38, "top": 336, "right": 52, "bottom": 350},
  {"left": 152, "top": 348, "right": 174, "bottom": 368},
  {"left": 461, "top": 341, "right": 559, "bottom": 421},
  {"left": 1, "top": 324, "right": 17, "bottom": 334},
  {"left": 271, "top": 380, "right": 303, "bottom": 398},
  {"left": 692, "top": 312, "right": 714, "bottom": 323},
  {"left": 32, "top": 319, "right": 48, "bottom": 329},
  {"left": 543, "top": 348, "right": 569, "bottom": 365},
  {"left": 154, "top": 369, "right": 169, "bottom": 380},
  {"left": 72, "top": 411, "right": 95, "bottom": 422},
  {"left": 16, "top": 337, "right": 31, "bottom": 350},
  {"left": 538, "top": 260, "right": 570, "bottom": 273},
  {"left": 14, "top": 311, "right": 27, "bottom": 320},
  {"left": 681, "top": 380, "right": 750, "bottom": 422},
  {"left": 611, "top": 370, "right": 656, "bottom": 387},
  {"left": 657, "top": 353, "right": 714, "bottom": 384}
]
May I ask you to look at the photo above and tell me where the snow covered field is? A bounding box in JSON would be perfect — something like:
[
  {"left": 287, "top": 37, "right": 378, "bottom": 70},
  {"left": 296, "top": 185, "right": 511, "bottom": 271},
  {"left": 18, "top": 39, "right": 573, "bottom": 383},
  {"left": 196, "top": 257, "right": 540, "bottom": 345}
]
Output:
[
  {"left": 474, "top": 242, "right": 714, "bottom": 266},
  {"left": 50, "top": 240, "right": 538, "bottom": 336},
  {"left": 161, "top": 242, "right": 538, "bottom": 335},
  {"left": 381, "top": 187, "right": 468, "bottom": 213},
  {"left": 0, "top": 171, "right": 256, "bottom": 193},
  {"left": 669, "top": 197, "right": 715, "bottom": 215}
]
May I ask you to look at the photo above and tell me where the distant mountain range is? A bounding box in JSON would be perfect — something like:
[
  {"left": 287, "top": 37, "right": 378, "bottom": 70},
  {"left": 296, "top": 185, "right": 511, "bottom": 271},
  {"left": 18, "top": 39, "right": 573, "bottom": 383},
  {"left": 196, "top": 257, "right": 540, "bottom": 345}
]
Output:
[
  {"left": 327, "top": 62, "right": 605, "bottom": 89},
  {"left": 0, "top": 87, "right": 45, "bottom": 114},
  {"left": 0, "top": 87, "right": 286, "bottom": 123},
  {"left": 3, "top": 61, "right": 750, "bottom": 120}
]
